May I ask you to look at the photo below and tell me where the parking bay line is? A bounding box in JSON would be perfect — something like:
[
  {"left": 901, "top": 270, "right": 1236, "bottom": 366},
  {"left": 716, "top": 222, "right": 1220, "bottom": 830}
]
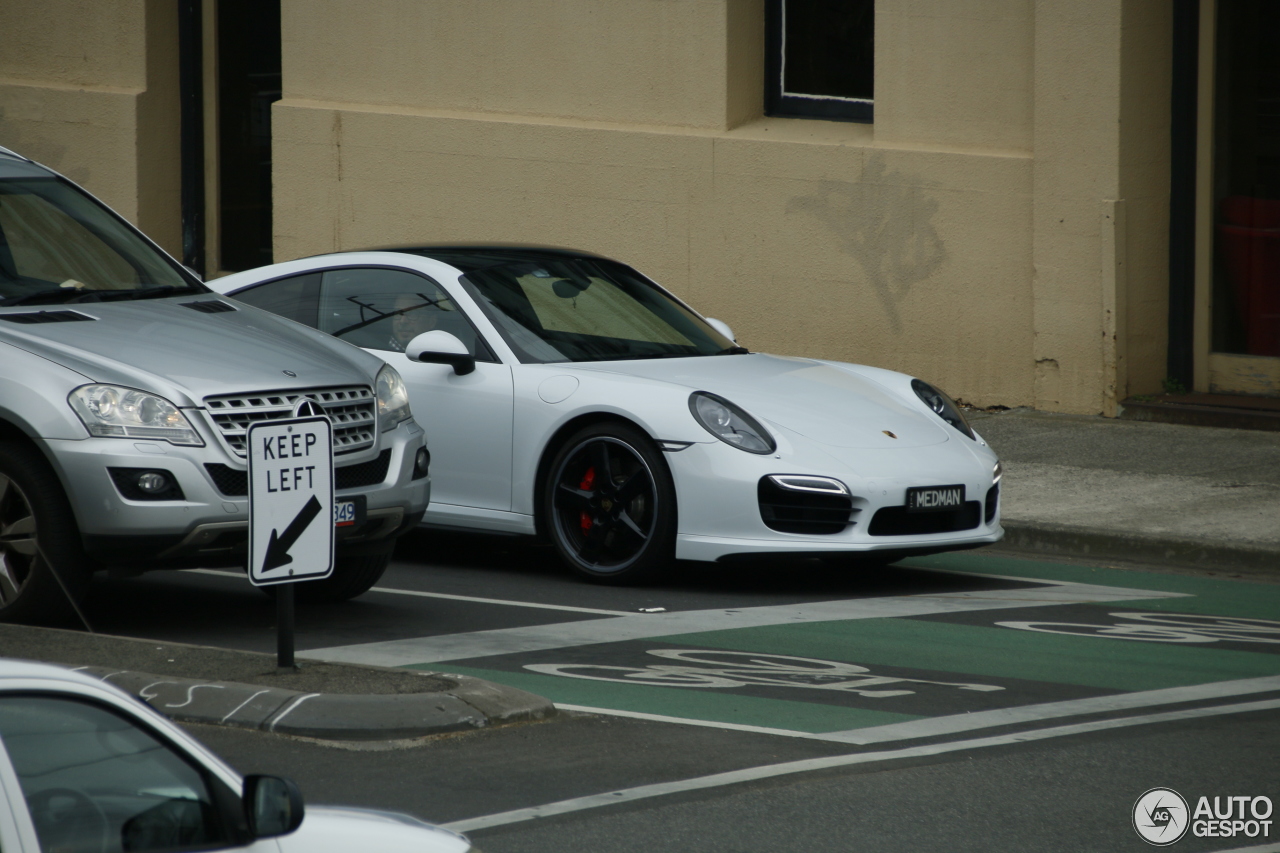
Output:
[
  {"left": 442, "top": 696, "right": 1280, "bottom": 834},
  {"left": 186, "top": 569, "right": 634, "bottom": 617},
  {"left": 304, "top": 580, "right": 1187, "bottom": 667},
  {"left": 555, "top": 673, "right": 1280, "bottom": 745}
]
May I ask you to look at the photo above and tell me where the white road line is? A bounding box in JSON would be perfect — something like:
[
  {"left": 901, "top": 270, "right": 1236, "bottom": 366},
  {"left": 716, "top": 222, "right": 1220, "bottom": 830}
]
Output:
[
  {"left": 185, "top": 568, "right": 634, "bottom": 617},
  {"left": 554, "top": 704, "right": 830, "bottom": 740},
  {"left": 363, "top": 586, "right": 635, "bottom": 617},
  {"left": 304, "top": 580, "right": 1185, "bottom": 667},
  {"left": 556, "top": 674, "right": 1280, "bottom": 745},
  {"left": 443, "top": 697, "right": 1280, "bottom": 834},
  {"left": 825, "top": 674, "right": 1280, "bottom": 744},
  {"left": 1205, "top": 843, "right": 1280, "bottom": 853}
]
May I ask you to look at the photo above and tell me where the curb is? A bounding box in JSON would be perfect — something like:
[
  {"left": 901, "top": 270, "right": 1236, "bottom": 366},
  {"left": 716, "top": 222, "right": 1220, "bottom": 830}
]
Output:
[
  {"left": 997, "top": 521, "right": 1280, "bottom": 578},
  {"left": 73, "top": 665, "right": 556, "bottom": 741}
]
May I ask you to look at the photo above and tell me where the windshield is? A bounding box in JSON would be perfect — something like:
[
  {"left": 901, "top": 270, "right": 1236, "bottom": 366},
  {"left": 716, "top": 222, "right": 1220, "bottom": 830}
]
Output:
[
  {"left": 0, "top": 177, "right": 199, "bottom": 306},
  {"left": 456, "top": 257, "right": 736, "bottom": 363}
]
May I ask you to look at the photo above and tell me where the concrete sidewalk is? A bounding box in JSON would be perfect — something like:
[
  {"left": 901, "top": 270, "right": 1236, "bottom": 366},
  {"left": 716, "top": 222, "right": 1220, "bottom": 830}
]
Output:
[{"left": 972, "top": 408, "right": 1280, "bottom": 577}]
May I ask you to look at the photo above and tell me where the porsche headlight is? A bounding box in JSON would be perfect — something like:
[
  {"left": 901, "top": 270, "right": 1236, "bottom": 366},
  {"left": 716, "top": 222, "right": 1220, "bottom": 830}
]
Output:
[
  {"left": 69, "top": 385, "right": 203, "bottom": 446},
  {"left": 689, "top": 392, "right": 775, "bottom": 454},
  {"left": 912, "top": 379, "right": 975, "bottom": 440},
  {"left": 376, "top": 364, "right": 412, "bottom": 431}
]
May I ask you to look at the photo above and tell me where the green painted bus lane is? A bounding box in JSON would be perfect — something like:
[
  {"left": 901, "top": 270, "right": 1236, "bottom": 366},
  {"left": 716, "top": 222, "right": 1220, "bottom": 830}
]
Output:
[
  {"left": 390, "top": 553, "right": 1279, "bottom": 738},
  {"left": 661, "top": 616, "right": 1280, "bottom": 692},
  {"left": 908, "top": 552, "right": 1280, "bottom": 621}
]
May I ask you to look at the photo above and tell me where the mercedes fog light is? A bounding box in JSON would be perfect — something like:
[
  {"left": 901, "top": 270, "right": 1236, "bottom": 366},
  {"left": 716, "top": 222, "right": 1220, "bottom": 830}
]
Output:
[{"left": 136, "top": 472, "right": 170, "bottom": 494}]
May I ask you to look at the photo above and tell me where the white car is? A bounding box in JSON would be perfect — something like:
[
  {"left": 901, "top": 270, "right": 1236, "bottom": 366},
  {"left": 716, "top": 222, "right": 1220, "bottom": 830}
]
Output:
[
  {"left": 210, "top": 247, "right": 1002, "bottom": 582},
  {"left": 0, "top": 659, "right": 472, "bottom": 853}
]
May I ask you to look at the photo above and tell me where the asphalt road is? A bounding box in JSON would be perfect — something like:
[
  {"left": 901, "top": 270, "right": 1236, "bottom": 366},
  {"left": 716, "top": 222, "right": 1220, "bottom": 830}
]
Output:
[{"left": 71, "top": 531, "right": 1280, "bottom": 852}]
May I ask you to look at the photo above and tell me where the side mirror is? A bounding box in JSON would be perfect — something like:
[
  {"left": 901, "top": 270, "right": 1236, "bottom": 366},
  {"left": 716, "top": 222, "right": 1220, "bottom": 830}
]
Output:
[
  {"left": 405, "top": 330, "right": 476, "bottom": 376},
  {"left": 705, "top": 317, "right": 736, "bottom": 343},
  {"left": 244, "top": 775, "right": 305, "bottom": 839}
]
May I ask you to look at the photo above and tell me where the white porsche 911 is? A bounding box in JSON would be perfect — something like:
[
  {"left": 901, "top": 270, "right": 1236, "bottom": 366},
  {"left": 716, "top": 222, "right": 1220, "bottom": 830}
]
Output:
[{"left": 209, "top": 246, "right": 1002, "bottom": 583}]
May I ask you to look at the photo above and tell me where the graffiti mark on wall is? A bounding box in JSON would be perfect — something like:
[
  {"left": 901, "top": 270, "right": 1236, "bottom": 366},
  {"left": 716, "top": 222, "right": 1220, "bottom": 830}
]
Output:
[{"left": 788, "top": 155, "right": 946, "bottom": 332}]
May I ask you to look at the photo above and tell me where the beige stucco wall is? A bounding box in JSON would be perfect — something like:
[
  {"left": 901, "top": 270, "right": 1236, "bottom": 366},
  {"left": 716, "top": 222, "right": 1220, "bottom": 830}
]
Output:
[
  {"left": 283, "top": 0, "right": 761, "bottom": 131},
  {"left": 273, "top": 102, "right": 1034, "bottom": 407},
  {"left": 0, "top": 0, "right": 1174, "bottom": 414},
  {"left": 876, "top": 0, "right": 1035, "bottom": 153},
  {"left": 0, "top": 0, "right": 181, "bottom": 255},
  {"left": 277, "top": 0, "right": 1080, "bottom": 409},
  {"left": 1029, "top": 0, "right": 1172, "bottom": 412}
]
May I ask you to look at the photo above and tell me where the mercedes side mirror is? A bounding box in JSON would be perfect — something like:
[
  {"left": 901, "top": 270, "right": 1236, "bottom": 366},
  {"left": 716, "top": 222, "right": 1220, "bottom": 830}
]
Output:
[
  {"left": 406, "top": 330, "right": 476, "bottom": 376},
  {"left": 244, "top": 775, "right": 305, "bottom": 839}
]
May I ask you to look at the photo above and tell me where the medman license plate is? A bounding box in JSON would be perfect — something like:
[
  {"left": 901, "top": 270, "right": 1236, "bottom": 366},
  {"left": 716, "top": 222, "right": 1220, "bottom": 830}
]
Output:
[
  {"left": 333, "top": 495, "right": 366, "bottom": 528},
  {"left": 906, "top": 484, "right": 966, "bottom": 513}
]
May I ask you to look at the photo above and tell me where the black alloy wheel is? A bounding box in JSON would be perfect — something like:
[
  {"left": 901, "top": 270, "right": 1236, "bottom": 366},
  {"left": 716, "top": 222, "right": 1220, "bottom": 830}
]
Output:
[
  {"left": 543, "top": 423, "right": 676, "bottom": 583},
  {"left": 0, "top": 442, "right": 91, "bottom": 623}
]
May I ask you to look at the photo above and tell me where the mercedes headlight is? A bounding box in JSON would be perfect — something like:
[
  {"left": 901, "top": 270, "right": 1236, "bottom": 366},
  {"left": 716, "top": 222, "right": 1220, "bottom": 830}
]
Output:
[
  {"left": 689, "top": 392, "right": 775, "bottom": 454},
  {"left": 376, "top": 364, "right": 412, "bottom": 431},
  {"left": 911, "top": 379, "right": 975, "bottom": 440},
  {"left": 69, "top": 385, "right": 203, "bottom": 446}
]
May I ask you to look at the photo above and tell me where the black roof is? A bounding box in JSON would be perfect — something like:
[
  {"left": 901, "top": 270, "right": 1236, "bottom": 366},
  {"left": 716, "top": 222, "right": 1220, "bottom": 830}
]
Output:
[{"left": 351, "top": 243, "right": 616, "bottom": 273}]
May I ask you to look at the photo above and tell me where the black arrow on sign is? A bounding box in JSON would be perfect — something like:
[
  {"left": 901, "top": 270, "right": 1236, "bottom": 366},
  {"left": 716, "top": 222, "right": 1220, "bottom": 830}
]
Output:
[{"left": 262, "top": 495, "right": 323, "bottom": 572}]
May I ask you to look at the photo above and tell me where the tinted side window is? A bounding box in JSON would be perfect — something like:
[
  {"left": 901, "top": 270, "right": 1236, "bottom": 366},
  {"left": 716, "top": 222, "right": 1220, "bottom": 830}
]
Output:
[
  {"left": 232, "top": 271, "right": 320, "bottom": 327},
  {"left": 0, "top": 695, "right": 232, "bottom": 853},
  {"left": 318, "top": 267, "right": 494, "bottom": 361}
]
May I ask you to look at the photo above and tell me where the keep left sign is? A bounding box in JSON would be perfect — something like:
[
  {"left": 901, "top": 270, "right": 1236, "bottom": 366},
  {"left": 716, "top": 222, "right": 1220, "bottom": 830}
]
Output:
[{"left": 247, "top": 416, "right": 334, "bottom": 586}]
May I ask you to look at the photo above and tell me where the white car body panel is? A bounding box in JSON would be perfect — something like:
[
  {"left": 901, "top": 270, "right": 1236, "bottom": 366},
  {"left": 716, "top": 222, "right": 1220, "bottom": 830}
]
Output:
[
  {"left": 210, "top": 251, "right": 1003, "bottom": 563},
  {"left": 395, "top": 355, "right": 516, "bottom": 512},
  {"left": 0, "top": 660, "right": 469, "bottom": 853}
]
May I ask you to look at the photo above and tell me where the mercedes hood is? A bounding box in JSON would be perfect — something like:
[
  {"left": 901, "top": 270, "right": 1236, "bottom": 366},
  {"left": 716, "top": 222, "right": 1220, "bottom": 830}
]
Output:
[{"left": 0, "top": 299, "right": 386, "bottom": 407}]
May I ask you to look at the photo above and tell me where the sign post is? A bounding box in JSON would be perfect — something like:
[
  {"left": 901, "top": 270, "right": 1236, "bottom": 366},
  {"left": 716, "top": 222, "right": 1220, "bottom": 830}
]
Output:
[{"left": 247, "top": 414, "right": 334, "bottom": 669}]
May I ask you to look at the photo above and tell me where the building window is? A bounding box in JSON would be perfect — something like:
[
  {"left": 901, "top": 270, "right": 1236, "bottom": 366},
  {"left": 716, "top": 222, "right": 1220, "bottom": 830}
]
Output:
[{"left": 765, "top": 0, "right": 874, "bottom": 123}]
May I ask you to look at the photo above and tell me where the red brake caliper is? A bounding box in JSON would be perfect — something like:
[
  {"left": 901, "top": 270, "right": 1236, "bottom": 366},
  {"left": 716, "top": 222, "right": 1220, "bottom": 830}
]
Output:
[{"left": 579, "top": 466, "right": 596, "bottom": 533}]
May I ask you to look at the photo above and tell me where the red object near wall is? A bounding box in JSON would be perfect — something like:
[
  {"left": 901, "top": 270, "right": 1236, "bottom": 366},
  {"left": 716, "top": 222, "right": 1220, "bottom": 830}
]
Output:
[{"left": 1218, "top": 195, "right": 1280, "bottom": 356}]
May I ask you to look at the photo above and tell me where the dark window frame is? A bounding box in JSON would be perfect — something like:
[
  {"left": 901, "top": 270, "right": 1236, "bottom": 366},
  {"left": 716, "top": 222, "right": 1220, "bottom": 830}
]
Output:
[{"left": 764, "top": 0, "right": 874, "bottom": 124}]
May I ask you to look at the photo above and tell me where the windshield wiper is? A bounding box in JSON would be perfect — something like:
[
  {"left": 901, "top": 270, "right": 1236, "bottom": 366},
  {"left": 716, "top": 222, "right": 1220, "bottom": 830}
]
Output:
[
  {"left": 0, "top": 289, "right": 90, "bottom": 307},
  {"left": 0, "top": 284, "right": 200, "bottom": 307},
  {"left": 714, "top": 346, "right": 751, "bottom": 355},
  {"left": 609, "top": 352, "right": 702, "bottom": 361},
  {"left": 70, "top": 284, "right": 202, "bottom": 303}
]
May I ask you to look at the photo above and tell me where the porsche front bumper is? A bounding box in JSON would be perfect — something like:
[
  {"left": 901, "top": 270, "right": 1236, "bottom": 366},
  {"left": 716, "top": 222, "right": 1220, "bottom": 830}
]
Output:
[{"left": 665, "top": 430, "right": 1002, "bottom": 563}]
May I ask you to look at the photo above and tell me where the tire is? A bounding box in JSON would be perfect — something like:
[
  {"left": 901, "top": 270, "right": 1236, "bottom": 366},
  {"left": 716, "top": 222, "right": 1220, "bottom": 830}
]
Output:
[
  {"left": 541, "top": 422, "right": 676, "bottom": 584},
  {"left": 263, "top": 552, "right": 390, "bottom": 604},
  {"left": 0, "top": 441, "right": 91, "bottom": 624}
]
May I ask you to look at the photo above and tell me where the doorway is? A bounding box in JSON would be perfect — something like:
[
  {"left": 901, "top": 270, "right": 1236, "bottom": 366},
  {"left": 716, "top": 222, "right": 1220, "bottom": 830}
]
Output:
[
  {"left": 1202, "top": 0, "right": 1280, "bottom": 394},
  {"left": 180, "top": 0, "right": 282, "bottom": 278}
]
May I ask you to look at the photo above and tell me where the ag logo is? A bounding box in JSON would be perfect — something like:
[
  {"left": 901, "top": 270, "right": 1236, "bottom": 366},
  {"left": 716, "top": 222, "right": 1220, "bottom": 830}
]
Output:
[{"left": 1134, "top": 788, "right": 1190, "bottom": 845}]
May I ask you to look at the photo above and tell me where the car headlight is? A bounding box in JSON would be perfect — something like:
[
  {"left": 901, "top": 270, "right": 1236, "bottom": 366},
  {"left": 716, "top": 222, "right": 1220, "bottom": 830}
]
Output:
[
  {"left": 911, "top": 379, "right": 975, "bottom": 440},
  {"left": 376, "top": 364, "right": 412, "bottom": 432},
  {"left": 689, "top": 392, "right": 775, "bottom": 454},
  {"left": 68, "top": 385, "right": 204, "bottom": 446}
]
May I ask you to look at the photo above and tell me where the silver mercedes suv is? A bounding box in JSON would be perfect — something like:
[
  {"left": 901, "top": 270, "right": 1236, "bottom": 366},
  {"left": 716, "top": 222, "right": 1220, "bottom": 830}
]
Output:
[{"left": 0, "top": 147, "right": 430, "bottom": 622}]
